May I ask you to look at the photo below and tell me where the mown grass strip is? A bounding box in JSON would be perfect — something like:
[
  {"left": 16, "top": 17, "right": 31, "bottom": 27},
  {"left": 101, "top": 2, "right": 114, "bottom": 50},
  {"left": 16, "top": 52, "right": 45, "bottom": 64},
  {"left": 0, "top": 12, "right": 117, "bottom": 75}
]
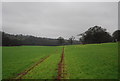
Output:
[
  {"left": 21, "top": 47, "right": 62, "bottom": 79},
  {"left": 15, "top": 55, "right": 51, "bottom": 79}
]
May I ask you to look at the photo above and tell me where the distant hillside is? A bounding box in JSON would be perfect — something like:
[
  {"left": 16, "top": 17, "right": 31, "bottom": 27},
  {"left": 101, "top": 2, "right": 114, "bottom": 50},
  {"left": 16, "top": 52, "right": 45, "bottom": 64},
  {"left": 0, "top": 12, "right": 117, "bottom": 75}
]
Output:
[
  {"left": 1, "top": 32, "right": 80, "bottom": 46},
  {"left": 0, "top": 32, "right": 1, "bottom": 46}
]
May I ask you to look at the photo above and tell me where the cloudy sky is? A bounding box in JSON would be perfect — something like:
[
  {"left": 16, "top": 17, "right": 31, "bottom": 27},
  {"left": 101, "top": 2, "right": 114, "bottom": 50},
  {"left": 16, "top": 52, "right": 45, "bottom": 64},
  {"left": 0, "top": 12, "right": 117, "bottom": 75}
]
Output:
[{"left": 2, "top": 2, "right": 118, "bottom": 40}]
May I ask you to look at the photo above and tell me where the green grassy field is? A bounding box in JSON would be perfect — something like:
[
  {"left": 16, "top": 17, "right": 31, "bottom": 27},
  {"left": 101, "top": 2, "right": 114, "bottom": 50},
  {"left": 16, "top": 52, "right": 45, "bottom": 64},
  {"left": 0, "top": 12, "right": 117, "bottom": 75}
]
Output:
[
  {"left": 2, "top": 43, "right": 118, "bottom": 79},
  {"left": 22, "top": 52, "right": 61, "bottom": 79},
  {"left": 2, "top": 46, "right": 62, "bottom": 79},
  {"left": 64, "top": 43, "right": 118, "bottom": 79}
]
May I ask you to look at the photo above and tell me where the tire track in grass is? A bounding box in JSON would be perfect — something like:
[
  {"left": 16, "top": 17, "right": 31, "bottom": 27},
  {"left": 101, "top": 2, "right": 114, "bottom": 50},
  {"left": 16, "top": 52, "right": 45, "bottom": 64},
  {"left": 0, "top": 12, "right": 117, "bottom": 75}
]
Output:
[
  {"left": 15, "top": 54, "right": 51, "bottom": 79},
  {"left": 57, "top": 47, "right": 68, "bottom": 79}
]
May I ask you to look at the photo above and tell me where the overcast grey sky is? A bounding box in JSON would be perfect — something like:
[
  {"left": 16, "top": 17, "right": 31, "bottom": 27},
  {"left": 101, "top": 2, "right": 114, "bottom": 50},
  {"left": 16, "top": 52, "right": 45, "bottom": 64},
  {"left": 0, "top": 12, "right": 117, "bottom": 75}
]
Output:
[{"left": 2, "top": 2, "right": 118, "bottom": 40}]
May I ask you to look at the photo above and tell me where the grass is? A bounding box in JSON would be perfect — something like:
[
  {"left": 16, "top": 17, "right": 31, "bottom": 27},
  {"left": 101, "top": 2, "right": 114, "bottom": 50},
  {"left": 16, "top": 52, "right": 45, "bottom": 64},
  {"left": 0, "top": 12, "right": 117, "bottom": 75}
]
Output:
[
  {"left": 0, "top": 47, "right": 2, "bottom": 80},
  {"left": 2, "top": 46, "right": 61, "bottom": 79},
  {"left": 64, "top": 43, "right": 118, "bottom": 79},
  {"left": 22, "top": 49, "right": 62, "bottom": 79},
  {"left": 2, "top": 43, "right": 118, "bottom": 79}
]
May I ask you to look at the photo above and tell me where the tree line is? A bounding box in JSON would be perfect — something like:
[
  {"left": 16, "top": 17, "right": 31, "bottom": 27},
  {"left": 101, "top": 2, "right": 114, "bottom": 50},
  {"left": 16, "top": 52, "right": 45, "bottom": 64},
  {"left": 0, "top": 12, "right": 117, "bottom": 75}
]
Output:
[
  {"left": 1, "top": 32, "right": 80, "bottom": 46},
  {"left": 78, "top": 26, "right": 120, "bottom": 44},
  {"left": 1, "top": 25, "right": 120, "bottom": 46}
]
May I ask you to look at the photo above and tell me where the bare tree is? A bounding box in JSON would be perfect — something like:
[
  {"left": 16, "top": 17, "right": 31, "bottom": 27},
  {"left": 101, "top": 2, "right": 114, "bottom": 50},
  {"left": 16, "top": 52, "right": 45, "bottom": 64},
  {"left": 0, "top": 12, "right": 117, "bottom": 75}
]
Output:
[
  {"left": 57, "top": 37, "right": 64, "bottom": 45},
  {"left": 69, "top": 36, "right": 75, "bottom": 45}
]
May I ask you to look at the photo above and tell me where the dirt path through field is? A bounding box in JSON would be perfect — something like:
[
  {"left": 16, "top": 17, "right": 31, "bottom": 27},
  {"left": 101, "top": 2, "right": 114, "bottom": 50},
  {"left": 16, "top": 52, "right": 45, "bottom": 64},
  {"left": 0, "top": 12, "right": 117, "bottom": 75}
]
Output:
[
  {"left": 15, "top": 54, "right": 51, "bottom": 79},
  {"left": 57, "top": 47, "right": 68, "bottom": 79},
  {"left": 15, "top": 47, "right": 67, "bottom": 79}
]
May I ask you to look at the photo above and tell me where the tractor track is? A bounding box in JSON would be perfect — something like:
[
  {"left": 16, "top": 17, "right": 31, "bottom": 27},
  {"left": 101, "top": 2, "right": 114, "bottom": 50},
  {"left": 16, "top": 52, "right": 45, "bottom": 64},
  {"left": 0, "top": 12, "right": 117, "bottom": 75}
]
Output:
[
  {"left": 15, "top": 54, "right": 51, "bottom": 79},
  {"left": 57, "top": 47, "right": 67, "bottom": 80}
]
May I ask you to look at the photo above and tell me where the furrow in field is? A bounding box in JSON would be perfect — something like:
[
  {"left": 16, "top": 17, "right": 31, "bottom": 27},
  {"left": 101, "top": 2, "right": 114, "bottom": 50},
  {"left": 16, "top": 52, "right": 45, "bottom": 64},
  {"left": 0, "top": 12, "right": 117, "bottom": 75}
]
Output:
[
  {"left": 15, "top": 54, "right": 51, "bottom": 79},
  {"left": 57, "top": 47, "right": 68, "bottom": 79}
]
